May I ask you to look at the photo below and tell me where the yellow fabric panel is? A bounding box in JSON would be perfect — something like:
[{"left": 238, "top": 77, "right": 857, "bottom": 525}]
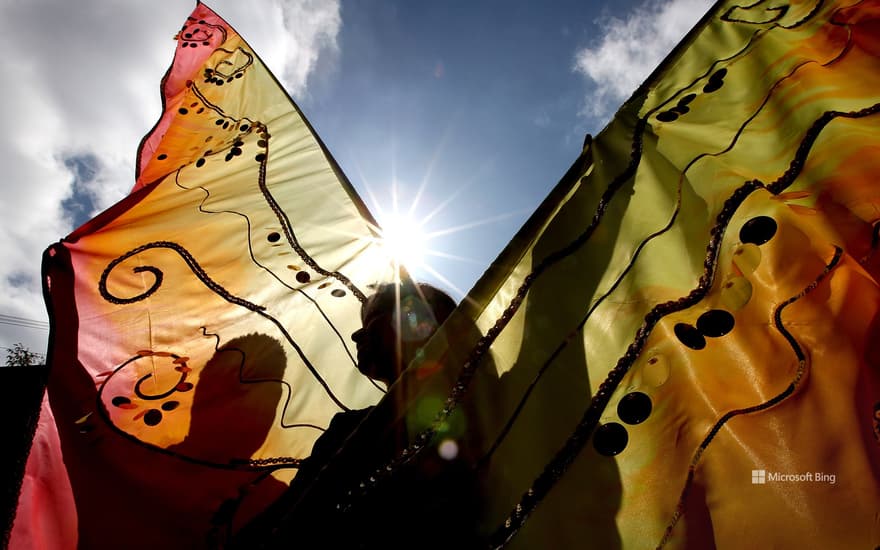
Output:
[
  {"left": 42, "top": 3, "right": 394, "bottom": 547},
  {"left": 346, "top": 0, "right": 880, "bottom": 547}
]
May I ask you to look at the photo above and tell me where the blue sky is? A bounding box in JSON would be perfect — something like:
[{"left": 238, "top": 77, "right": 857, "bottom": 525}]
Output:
[{"left": 0, "top": 0, "right": 711, "bottom": 357}]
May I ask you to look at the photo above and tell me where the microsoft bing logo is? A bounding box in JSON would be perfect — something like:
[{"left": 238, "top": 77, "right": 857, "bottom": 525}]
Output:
[{"left": 750, "top": 468, "right": 836, "bottom": 484}]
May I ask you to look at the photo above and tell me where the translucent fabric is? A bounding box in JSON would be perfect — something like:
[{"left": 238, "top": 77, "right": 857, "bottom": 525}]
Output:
[
  {"left": 34, "top": 2, "right": 395, "bottom": 547},
  {"left": 332, "top": 0, "right": 880, "bottom": 548},
  {"left": 26, "top": 0, "right": 880, "bottom": 548}
]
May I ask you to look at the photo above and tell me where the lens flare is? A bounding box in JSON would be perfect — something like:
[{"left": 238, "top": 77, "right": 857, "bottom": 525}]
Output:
[
  {"left": 438, "top": 438, "right": 459, "bottom": 460},
  {"left": 379, "top": 212, "right": 428, "bottom": 271}
]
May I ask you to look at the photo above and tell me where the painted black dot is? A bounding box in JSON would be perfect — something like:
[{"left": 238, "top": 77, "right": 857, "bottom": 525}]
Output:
[
  {"left": 227, "top": 77, "right": 234, "bottom": 83},
  {"left": 112, "top": 396, "right": 131, "bottom": 407},
  {"left": 679, "top": 93, "right": 697, "bottom": 106},
  {"left": 197, "top": 107, "right": 204, "bottom": 114},
  {"left": 674, "top": 323, "right": 706, "bottom": 350},
  {"left": 157, "top": 154, "right": 167, "bottom": 160},
  {"left": 702, "top": 80, "right": 722, "bottom": 93},
  {"left": 202, "top": 41, "right": 209, "bottom": 46},
  {"left": 593, "top": 423, "right": 628, "bottom": 456},
  {"left": 657, "top": 111, "right": 678, "bottom": 122},
  {"left": 216, "top": 79, "right": 224, "bottom": 86},
  {"left": 223, "top": 121, "right": 230, "bottom": 130},
  {"left": 296, "top": 271, "right": 311, "bottom": 284},
  {"left": 331, "top": 289, "right": 346, "bottom": 298},
  {"left": 231, "top": 147, "right": 242, "bottom": 156},
  {"left": 189, "top": 43, "right": 198, "bottom": 48},
  {"left": 234, "top": 140, "right": 244, "bottom": 146},
  {"left": 235, "top": 73, "right": 243, "bottom": 79},
  {"left": 196, "top": 158, "right": 206, "bottom": 168},
  {"left": 144, "top": 409, "right": 163, "bottom": 426},
  {"left": 161, "top": 401, "right": 180, "bottom": 411},
  {"left": 696, "top": 309, "right": 735, "bottom": 338},
  {"left": 255, "top": 153, "right": 266, "bottom": 162},
  {"left": 618, "top": 392, "right": 652, "bottom": 425},
  {"left": 240, "top": 124, "right": 250, "bottom": 132},
  {"left": 671, "top": 105, "right": 690, "bottom": 115},
  {"left": 215, "top": 119, "right": 224, "bottom": 126},
  {"left": 184, "top": 33, "right": 193, "bottom": 39},
  {"left": 267, "top": 232, "right": 281, "bottom": 243},
  {"left": 225, "top": 153, "right": 234, "bottom": 162},
  {"left": 739, "top": 216, "right": 777, "bottom": 245},
  {"left": 257, "top": 140, "right": 268, "bottom": 148}
]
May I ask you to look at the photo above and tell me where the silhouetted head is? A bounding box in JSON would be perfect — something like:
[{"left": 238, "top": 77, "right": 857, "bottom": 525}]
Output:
[{"left": 351, "top": 282, "right": 456, "bottom": 385}]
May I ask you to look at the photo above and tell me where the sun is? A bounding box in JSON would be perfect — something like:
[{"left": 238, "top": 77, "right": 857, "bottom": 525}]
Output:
[{"left": 378, "top": 211, "right": 428, "bottom": 271}]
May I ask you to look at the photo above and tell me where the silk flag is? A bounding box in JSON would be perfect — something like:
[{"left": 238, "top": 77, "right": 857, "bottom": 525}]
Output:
[
  {"left": 314, "top": 0, "right": 880, "bottom": 548},
  {"left": 35, "top": 2, "right": 396, "bottom": 548}
]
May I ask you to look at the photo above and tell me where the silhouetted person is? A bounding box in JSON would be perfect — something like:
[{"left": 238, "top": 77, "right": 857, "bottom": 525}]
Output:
[{"left": 234, "top": 281, "right": 482, "bottom": 549}]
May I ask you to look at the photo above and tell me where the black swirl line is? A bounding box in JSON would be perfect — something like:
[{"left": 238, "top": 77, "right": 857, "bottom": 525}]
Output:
[
  {"left": 656, "top": 246, "right": 843, "bottom": 549},
  {"left": 784, "top": 0, "right": 828, "bottom": 29},
  {"left": 211, "top": 46, "right": 254, "bottom": 79},
  {"left": 144, "top": 63, "right": 369, "bottom": 304},
  {"left": 478, "top": 180, "right": 687, "bottom": 469},
  {"left": 475, "top": 21, "right": 855, "bottom": 468},
  {"left": 95, "top": 349, "right": 303, "bottom": 471},
  {"left": 134, "top": 371, "right": 187, "bottom": 401},
  {"left": 190, "top": 83, "right": 257, "bottom": 125},
  {"left": 722, "top": 0, "right": 826, "bottom": 29},
  {"left": 181, "top": 14, "right": 228, "bottom": 45},
  {"left": 175, "top": 171, "right": 365, "bottom": 378},
  {"left": 489, "top": 104, "right": 880, "bottom": 547},
  {"left": 135, "top": 16, "right": 229, "bottom": 180},
  {"left": 722, "top": 0, "right": 790, "bottom": 25},
  {"left": 487, "top": 179, "right": 761, "bottom": 548},
  {"left": 198, "top": 327, "right": 326, "bottom": 433},
  {"left": 338, "top": 4, "right": 848, "bottom": 512},
  {"left": 254, "top": 135, "right": 369, "bottom": 303},
  {"left": 98, "top": 241, "right": 351, "bottom": 412},
  {"left": 192, "top": 80, "right": 370, "bottom": 304},
  {"left": 336, "top": 15, "right": 788, "bottom": 510}
]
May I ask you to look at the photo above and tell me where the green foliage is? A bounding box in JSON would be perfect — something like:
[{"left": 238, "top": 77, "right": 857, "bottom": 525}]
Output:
[{"left": 4, "top": 343, "right": 41, "bottom": 367}]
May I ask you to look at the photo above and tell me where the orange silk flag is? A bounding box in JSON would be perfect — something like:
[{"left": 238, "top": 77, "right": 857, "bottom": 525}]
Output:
[
  {"left": 34, "top": 2, "right": 394, "bottom": 548},
  {"left": 318, "top": 0, "right": 880, "bottom": 548}
]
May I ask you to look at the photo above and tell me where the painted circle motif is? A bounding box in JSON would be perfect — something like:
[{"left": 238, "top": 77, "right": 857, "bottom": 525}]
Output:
[
  {"left": 617, "top": 392, "right": 652, "bottom": 425},
  {"left": 674, "top": 322, "right": 706, "bottom": 350},
  {"left": 739, "top": 216, "right": 777, "bottom": 245},
  {"left": 696, "top": 309, "right": 735, "bottom": 337},
  {"left": 593, "top": 422, "right": 629, "bottom": 456}
]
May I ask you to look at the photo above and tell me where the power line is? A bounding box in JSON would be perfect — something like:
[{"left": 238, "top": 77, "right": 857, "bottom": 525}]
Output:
[
  {"left": 0, "top": 313, "right": 49, "bottom": 331},
  {"left": 0, "top": 313, "right": 48, "bottom": 324}
]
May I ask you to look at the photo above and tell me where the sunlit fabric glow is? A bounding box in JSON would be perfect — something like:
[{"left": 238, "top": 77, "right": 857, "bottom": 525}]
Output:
[
  {"left": 28, "top": 3, "right": 396, "bottom": 548},
  {"left": 325, "top": 0, "right": 880, "bottom": 548}
]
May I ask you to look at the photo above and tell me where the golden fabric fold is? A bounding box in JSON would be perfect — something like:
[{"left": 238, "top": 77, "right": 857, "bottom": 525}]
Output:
[
  {"left": 340, "top": 1, "right": 880, "bottom": 548},
  {"left": 38, "top": 3, "right": 395, "bottom": 547}
]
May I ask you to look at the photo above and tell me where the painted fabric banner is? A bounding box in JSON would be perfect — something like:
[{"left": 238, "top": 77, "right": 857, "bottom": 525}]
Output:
[
  {"left": 23, "top": 0, "right": 880, "bottom": 548},
  {"left": 317, "top": 0, "right": 880, "bottom": 548},
  {"left": 32, "top": 2, "right": 395, "bottom": 548}
]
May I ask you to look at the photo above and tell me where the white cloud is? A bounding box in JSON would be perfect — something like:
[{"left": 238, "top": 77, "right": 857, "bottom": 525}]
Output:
[
  {"left": 574, "top": 0, "right": 712, "bottom": 120},
  {"left": 0, "top": 0, "right": 341, "bottom": 356}
]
